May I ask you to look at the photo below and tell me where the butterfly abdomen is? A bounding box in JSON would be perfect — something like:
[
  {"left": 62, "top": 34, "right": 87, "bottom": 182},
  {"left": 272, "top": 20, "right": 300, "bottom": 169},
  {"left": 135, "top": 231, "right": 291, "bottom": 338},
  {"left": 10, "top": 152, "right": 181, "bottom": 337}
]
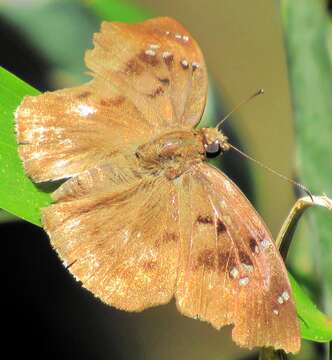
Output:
[{"left": 135, "top": 129, "right": 205, "bottom": 179}]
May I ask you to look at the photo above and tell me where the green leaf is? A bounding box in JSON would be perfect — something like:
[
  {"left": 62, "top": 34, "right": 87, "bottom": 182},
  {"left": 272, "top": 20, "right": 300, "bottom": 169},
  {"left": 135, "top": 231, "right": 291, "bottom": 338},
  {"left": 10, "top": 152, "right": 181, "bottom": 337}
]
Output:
[
  {"left": 290, "top": 273, "right": 332, "bottom": 342},
  {"left": 0, "top": 67, "right": 51, "bottom": 226},
  {"left": 87, "top": 0, "right": 149, "bottom": 22},
  {"left": 281, "top": 0, "right": 332, "bottom": 319}
]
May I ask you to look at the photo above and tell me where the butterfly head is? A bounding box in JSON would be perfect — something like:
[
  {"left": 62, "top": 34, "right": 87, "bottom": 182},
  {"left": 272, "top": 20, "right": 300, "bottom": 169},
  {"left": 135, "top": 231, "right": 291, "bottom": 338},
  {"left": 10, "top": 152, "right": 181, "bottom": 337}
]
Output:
[{"left": 201, "top": 128, "right": 230, "bottom": 158}]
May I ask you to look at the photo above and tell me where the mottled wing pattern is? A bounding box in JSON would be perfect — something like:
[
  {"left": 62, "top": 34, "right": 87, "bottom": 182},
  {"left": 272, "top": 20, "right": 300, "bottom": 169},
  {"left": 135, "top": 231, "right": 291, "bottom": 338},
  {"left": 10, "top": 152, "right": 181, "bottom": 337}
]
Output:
[
  {"left": 15, "top": 17, "right": 207, "bottom": 183},
  {"left": 16, "top": 16, "right": 298, "bottom": 354},
  {"left": 42, "top": 175, "right": 180, "bottom": 311},
  {"left": 175, "top": 163, "right": 300, "bottom": 353},
  {"left": 15, "top": 80, "right": 154, "bottom": 182},
  {"left": 85, "top": 17, "right": 208, "bottom": 129}
]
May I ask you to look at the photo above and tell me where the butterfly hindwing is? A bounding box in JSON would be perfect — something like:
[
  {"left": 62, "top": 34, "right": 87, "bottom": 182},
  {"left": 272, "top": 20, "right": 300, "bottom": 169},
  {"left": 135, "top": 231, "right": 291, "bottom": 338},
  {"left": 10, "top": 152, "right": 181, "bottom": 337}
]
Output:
[
  {"left": 43, "top": 174, "right": 180, "bottom": 311},
  {"left": 175, "top": 163, "right": 300, "bottom": 353},
  {"left": 45, "top": 160, "right": 300, "bottom": 353},
  {"left": 51, "top": 152, "right": 140, "bottom": 202}
]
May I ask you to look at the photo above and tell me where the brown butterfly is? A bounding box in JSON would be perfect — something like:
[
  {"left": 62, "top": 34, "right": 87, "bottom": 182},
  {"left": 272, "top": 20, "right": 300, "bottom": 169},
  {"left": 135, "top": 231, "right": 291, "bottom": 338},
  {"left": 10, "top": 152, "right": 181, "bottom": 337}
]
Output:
[{"left": 15, "top": 17, "right": 300, "bottom": 353}]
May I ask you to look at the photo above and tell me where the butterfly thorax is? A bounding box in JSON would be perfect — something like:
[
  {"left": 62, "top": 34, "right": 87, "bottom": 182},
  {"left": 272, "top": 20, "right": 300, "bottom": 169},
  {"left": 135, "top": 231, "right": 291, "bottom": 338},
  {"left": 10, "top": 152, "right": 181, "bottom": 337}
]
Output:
[{"left": 135, "top": 128, "right": 229, "bottom": 179}]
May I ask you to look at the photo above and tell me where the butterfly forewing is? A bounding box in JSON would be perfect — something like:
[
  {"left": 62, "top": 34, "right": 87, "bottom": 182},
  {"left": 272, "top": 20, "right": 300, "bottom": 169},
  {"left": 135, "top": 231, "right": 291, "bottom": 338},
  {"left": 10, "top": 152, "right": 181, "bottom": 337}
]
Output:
[
  {"left": 15, "top": 80, "right": 153, "bottom": 182},
  {"left": 16, "top": 17, "right": 207, "bottom": 183},
  {"left": 175, "top": 164, "right": 300, "bottom": 353},
  {"left": 85, "top": 17, "right": 208, "bottom": 129}
]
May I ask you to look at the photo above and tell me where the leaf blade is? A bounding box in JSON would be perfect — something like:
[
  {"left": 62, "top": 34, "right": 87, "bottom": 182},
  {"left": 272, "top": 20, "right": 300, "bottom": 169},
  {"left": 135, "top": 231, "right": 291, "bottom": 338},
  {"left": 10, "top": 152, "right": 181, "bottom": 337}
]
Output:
[
  {"left": 0, "top": 67, "right": 51, "bottom": 226},
  {"left": 87, "top": 0, "right": 149, "bottom": 22},
  {"left": 290, "top": 272, "right": 332, "bottom": 342}
]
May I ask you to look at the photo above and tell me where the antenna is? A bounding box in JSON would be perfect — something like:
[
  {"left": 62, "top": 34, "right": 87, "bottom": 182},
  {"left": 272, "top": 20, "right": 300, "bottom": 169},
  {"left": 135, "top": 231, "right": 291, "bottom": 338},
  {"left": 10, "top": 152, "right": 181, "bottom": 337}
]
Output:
[
  {"left": 216, "top": 89, "right": 264, "bottom": 130},
  {"left": 229, "top": 143, "right": 313, "bottom": 200}
]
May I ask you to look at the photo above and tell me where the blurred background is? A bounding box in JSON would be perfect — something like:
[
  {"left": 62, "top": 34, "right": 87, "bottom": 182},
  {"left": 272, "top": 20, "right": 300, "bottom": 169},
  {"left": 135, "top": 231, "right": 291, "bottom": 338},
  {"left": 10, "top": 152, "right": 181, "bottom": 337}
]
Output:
[{"left": 0, "top": 0, "right": 331, "bottom": 359}]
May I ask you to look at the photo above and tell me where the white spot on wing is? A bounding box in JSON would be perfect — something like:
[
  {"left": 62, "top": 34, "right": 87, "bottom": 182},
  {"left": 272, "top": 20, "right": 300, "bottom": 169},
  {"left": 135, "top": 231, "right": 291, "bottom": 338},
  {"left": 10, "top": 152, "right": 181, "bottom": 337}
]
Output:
[
  {"left": 282, "top": 290, "right": 290, "bottom": 301},
  {"left": 259, "top": 239, "right": 271, "bottom": 251},
  {"left": 162, "top": 51, "right": 172, "bottom": 59},
  {"left": 230, "top": 267, "right": 239, "bottom": 279},
  {"left": 180, "top": 59, "right": 189, "bottom": 68},
  {"left": 149, "top": 43, "right": 160, "bottom": 49},
  {"left": 74, "top": 104, "right": 97, "bottom": 117},
  {"left": 239, "top": 277, "right": 249, "bottom": 286},
  {"left": 192, "top": 62, "right": 200, "bottom": 70},
  {"left": 36, "top": 126, "right": 49, "bottom": 133},
  {"left": 122, "top": 229, "right": 129, "bottom": 244},
  {"left": 182, "top": 35, "right": 189, "bottom": 42},
  {"left": 145, "top": 49, "right": 156, "bottom": 56},
  {"left": 273, "top": 309, "right": 279, "bottom": 315}
]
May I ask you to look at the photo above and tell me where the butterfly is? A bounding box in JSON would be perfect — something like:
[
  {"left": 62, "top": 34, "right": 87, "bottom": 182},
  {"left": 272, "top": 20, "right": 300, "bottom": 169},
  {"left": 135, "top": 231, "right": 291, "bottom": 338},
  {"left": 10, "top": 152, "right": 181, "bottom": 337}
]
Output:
[{"left": 15, "top": 17, "right": 300, "bottom": 353}]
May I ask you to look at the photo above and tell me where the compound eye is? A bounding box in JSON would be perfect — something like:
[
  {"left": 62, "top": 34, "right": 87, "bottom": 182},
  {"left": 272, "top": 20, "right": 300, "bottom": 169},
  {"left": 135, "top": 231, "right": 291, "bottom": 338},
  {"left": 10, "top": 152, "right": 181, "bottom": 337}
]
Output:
[{"left": 205, "top": 141, "right": 221, "bottom": 157}]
